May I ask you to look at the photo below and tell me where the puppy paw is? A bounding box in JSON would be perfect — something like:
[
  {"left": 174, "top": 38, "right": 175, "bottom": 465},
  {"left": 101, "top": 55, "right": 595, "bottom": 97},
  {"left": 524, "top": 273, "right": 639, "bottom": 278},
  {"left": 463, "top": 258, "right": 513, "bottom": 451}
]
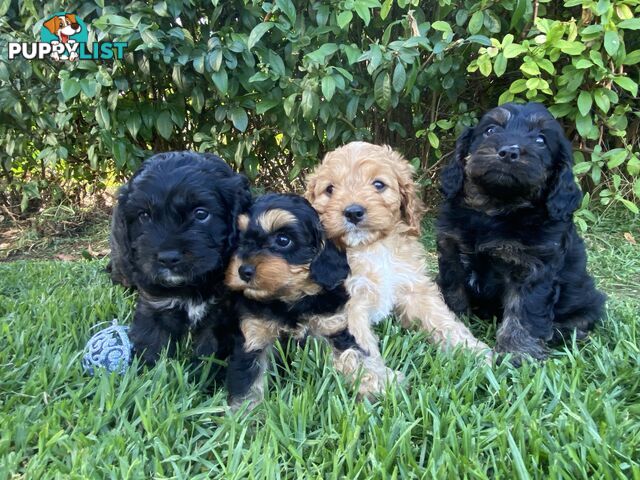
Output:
[
  {"left": 357, "top": 358, "right": 405, "bottom": 399},
  {"left": 228, "top": 393, "right": 262, "bottom": 413},
  {"left": 495, "top": 341, "right": 548, "bottom": 366}
]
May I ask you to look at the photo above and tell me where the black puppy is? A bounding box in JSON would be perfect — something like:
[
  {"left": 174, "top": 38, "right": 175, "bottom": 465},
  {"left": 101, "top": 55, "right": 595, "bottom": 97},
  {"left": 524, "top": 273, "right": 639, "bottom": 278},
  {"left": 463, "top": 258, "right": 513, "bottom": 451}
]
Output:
[
  {"left": 437, "top": 103, "right": 605, "bottom": 361},
  {"left": 109, "top": 151, "right": 251, "bottom": 365},
  {"left": 224, "top": 194, "right": 367, "bottom": 409}
]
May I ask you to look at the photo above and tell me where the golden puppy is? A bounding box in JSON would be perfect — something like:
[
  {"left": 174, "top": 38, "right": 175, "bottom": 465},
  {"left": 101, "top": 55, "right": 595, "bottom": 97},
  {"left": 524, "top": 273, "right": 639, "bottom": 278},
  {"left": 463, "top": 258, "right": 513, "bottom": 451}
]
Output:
[{"left": 305, "top": 142, "right": 491, "bottom": 395}]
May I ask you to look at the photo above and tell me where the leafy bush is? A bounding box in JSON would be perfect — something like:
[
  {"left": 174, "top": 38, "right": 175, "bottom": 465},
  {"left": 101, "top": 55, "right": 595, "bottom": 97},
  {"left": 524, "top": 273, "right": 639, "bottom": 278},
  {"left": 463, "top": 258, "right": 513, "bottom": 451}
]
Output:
[{"left": 1, "top": 0, "right": 638, "bottom": 222}]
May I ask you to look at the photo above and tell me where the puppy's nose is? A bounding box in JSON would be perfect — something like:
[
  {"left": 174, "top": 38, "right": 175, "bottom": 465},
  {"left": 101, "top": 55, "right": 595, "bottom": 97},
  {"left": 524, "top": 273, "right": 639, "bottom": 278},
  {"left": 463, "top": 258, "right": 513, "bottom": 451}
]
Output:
[
  {"left": 157, "top": 250, "right": 182, "bottom": 267},
  {"left": 498, "top": 145, "right": 520, "bottom": 161},
  {"left": 344, "top": 204, "right": 366, "bottom": 224},
  {"left": 238, "top": 264, "right": 255, "bottom": 282}
]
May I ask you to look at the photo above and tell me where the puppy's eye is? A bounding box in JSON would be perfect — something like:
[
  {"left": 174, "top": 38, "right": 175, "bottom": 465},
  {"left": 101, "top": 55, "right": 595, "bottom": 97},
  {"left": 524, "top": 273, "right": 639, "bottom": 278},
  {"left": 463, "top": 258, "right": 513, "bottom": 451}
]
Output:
[
  {"left": 484, "top": 126, "right": 497, "bottom": 136},
  {"left": 194, "top": 208, "right": 210, "bottom": 222},
  {"left": 373, "top": 180, "right": 386, "bottom": 191},
  {"left": 325, "top": 185, "right": 334, "bottom": 196},
  {"left": 274, "top": 234, "right": 291, "bottom": 248},
  {"left": 138, "top": 211, "right": 150, "bottom": 222},
  {"left": 536, "top": 134, "right": 546, "bottom": 145}
]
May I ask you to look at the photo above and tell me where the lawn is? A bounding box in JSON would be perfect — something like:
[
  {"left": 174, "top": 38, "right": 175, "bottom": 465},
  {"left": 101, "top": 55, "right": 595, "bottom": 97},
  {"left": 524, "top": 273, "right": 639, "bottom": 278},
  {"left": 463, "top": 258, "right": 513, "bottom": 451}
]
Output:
[{"left": 1, "top": 213, "right": 639, "bottom": 479}]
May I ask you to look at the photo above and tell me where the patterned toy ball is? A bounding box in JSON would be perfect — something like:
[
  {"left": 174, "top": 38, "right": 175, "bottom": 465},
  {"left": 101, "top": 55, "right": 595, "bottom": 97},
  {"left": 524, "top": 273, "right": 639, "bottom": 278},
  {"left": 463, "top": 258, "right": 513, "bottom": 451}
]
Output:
[{"left": 82, "top": 320, "right": 132, "bottom": 375}]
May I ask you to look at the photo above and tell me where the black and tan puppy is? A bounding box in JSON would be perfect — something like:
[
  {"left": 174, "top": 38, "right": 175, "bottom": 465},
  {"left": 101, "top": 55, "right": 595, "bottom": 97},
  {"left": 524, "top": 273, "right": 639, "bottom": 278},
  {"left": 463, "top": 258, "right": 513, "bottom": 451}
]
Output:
[
  {"left": 437, "top": 102, "right": 606, "bottom": 362},
  {"left": 224, "top": 194, "right": 372, "bottom": 409},
  {"left": 109, "top": 151, "right": 251, "bottom": 365}
]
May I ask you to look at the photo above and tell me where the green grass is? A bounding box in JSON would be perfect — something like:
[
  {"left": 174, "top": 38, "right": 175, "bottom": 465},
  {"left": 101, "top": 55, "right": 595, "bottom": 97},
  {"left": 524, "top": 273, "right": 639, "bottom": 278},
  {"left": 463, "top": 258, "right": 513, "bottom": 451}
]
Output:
[{"left": 1, "top": 214, "right": 639, "bottom": 479}]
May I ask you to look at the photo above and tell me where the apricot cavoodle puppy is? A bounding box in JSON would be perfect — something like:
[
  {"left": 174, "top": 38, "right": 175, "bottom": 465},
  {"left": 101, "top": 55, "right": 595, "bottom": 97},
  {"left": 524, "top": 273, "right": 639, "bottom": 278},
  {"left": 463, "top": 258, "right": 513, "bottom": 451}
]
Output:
[{"left": 305, "top": 142, "right": 490, "bottom": 395}]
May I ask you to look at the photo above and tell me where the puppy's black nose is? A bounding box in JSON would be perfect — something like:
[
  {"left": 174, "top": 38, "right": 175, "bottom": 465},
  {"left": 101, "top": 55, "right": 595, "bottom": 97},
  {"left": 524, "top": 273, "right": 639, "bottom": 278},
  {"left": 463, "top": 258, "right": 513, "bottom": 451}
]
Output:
[
  {"left": 238, "top": 264, "right": 255, "bottom": 282},
  {"left": 498, "top": 145, "right": 520, "bottom": 161},
  {"left": 344, "top": 204, "right": 366, "bottom": 224},
  {"left": 157, "top": 250, "right": 182, "bottom": 267}
]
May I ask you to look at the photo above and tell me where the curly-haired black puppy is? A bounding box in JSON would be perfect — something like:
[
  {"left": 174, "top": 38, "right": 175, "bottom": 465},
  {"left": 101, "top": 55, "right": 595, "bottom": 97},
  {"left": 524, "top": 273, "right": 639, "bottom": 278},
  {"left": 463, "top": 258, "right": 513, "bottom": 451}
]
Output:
[
  {"left": 224, "top": 194, "right": 371, "bottom": 409},
  {"left": 436, "top": 103, "right": 606, "bottom": 361},
  {"left": 109, "top": 151, "right": 251, "bottom": 365}
]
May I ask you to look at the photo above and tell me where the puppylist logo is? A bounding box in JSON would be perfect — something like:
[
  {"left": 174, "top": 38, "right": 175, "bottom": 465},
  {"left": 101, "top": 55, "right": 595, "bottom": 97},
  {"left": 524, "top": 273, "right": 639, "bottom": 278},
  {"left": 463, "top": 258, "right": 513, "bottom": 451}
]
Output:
[{"left": 8, "top": 12, "right": 127, "bottom": 62}]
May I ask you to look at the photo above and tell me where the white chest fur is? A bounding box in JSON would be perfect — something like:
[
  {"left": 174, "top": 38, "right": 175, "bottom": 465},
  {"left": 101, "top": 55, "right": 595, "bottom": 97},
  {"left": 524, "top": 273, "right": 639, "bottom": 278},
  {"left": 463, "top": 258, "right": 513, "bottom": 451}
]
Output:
[
  {"left": 146, "top": 297, "right": 213, "bottom": 327},
  {"left": 346, "top": 240, "right": 410, "bottom": 324}
]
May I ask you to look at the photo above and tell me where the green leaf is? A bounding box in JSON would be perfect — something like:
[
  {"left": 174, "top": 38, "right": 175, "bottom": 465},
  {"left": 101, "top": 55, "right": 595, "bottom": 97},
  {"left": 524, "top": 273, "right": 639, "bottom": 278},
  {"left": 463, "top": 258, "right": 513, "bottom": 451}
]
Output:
[
  {"left": 432, "top": 21, "right": 452, "bottom": 33},
  {"left": 79, "top": 79, "right": 98, "bottom": 98},
  {"left": 613, "top": 76, "right": 638, "bottom": 96},
  {"left": 354, "top": 2, "right": 371, "bottom": 26},
  {"left": 575, "top": 113, "right": 593, "bottom": 137},
  {"left": 573, "top": 162, "right": 592, "bottom": 175},
  {"left": 493, "top": 53, "right": 507, "bottom": 77},
  {"left": 509, "top": 79, "right": 528, "bottom": 93},
  {"left": 618, "top": 18, "right": 640, "bottom": 30},
  {"left": 620, "top": 199, "right": 639, "bottom": 214},
  {"left": 477, "top": 55, "right": 492, "bottom": 76},
  {"left": 346, "top": 96, "right": 358, "bottom": 120},
  {"left": 301, "top": 89, "right": 319, "bottom": 119},
  {"left": 247, "top": 23, "right": 273, "bottom": 50},
  {"left": 623, "top": 49, "right": 640, "bottom": 65},
  {"left": 337, "top": 10, "right": 353, "bottom": 29},
  {"left": 229, "top": 107, "right": 249, "bottom": 132},
  {"left": 392, "top": 62, "right": 406, "bottom": 92},
  {"left": 427, "top": 131, "right": 439, "bottom": 149},
  {"left": 606, "top": 149, "right": 627, "bottom": 169},
  {"left": 95, "top": 104, "right": 110, "bottom": 130},
  {"left": 211, "top": 69, "right": 228, "bottom": 95},
  {"left": 510, "top": 0, "right": 526, "bottom": 29},
  {"left": 192, "top": 87, "right": 204, "bottom": 114},
  {"left": 156, "top": 111, "right": 173, "bottom": 139},
  {"left": 276, "top": 0, "right": 296, "bottom": 24},
  {"left": 307, "top": 43, "right": 339, "bottom": 63},
  {"left": 380, "top": 0, "right": 393, "bottom": 20},
  {"left": 467, "top": 35, "right": 492, "bottom": 46},
  {"left": 283, "top": 94, "right": 297, "bottom": 116},
  {"left": 468, "top": 11, "right": 484, "bottom": 35},
  {"left": 604, "top": 30, "right": 620, "bottom": 56},
  {"left": 256, "top": 98, "right": 279, "bottom": 114},
  {"left": 483, "top": 10, "right": 501, "bottom": 34},
  {"left": 503, "top": 43, "right": 526, "bottom": 58},
  {"left": 374, "top": 71, "right": 392, "bottom": 110},
  {"left": 577, "top": 91, "right": 592, "bottom": 116},
  {"left": 593, "top": 88, "right": 610, "bottom": 113},
  {"left": 61, "top": 78, "right": 81, "bottom": 100},
  {"left": 498, "top": 90, "right": 514, "bottom": 105},
  {"left": 126, "top": 113, "right": 142, "bottom": 138},
  {"left": 321, "top": 76, "right": 336, "bottom": 100}
]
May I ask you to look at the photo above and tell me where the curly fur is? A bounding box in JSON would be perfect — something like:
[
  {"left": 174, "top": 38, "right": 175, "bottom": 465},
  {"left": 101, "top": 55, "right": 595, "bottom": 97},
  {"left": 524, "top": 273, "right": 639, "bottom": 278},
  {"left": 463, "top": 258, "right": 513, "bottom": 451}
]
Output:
[
  {"left": 108, "top": 151, "right": 251, "bottom": 366},
  {"left": 224, "top": 194, "right": 381, "bottom": 408},
  {"left": 436, "top": 103, "right": 606, "bottom": 361},
  {"left": 305, "top": 142, "right": 491, "bottom": 386}
]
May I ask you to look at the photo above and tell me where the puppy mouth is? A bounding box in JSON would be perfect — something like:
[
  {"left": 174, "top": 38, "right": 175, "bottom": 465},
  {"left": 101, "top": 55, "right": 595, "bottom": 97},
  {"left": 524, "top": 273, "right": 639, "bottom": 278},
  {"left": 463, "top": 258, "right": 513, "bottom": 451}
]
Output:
[{"left": 156, "top": 268, "right": 188, "bottom": 286}]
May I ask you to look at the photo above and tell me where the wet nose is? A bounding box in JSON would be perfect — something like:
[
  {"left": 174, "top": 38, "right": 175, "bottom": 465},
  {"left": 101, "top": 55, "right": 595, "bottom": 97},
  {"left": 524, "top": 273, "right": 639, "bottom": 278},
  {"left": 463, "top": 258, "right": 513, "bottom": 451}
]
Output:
[
  {"left": 343, "top": 204, "right": 366, "bottom": 224},
  {"left": 238, "top": 264, "right": 255, "bottom": 282},
  {"left": 157, "top": 250, "right": 182, "bottom": 267},
  {"left": 498, "top": 145, "right": 520, "bottom": 161}
]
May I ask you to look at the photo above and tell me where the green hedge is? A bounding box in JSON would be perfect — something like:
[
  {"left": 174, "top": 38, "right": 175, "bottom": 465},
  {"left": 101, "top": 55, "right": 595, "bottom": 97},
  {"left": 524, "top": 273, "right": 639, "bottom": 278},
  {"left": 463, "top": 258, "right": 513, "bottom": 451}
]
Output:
[{"left": 1, "top": 0, "right": 639, "bottom": 222}]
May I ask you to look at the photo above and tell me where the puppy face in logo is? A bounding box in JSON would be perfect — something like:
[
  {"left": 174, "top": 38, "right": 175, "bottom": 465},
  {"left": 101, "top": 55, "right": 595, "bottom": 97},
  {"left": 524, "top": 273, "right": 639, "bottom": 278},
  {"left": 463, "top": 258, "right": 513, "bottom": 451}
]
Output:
[{"left": 42, "top": 14, "right": 83, "bottom": 61}]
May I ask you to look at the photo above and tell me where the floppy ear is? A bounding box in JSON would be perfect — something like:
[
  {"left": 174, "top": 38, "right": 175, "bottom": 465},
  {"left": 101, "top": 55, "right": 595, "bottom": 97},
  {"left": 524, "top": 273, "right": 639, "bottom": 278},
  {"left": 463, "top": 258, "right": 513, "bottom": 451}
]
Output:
[
  {"left": 43, "top": 16, "right": 60, "bottom": 35},
  {"left": 440, "top": 127, "right": 473, "bottom": 200},
  {"left": 221, "top": 174, "right": 252, "bottom": 248},
  {"left": 304, "top": 169, "right": 318, "bottom": 204},
  {"left": 310, "top": 239, "right": 350, "bottom": 291},
  {"left": 390, "top": 148, "right": 424, "bottom": 235},
  {"left": 546, "top": 137, "right": 582, "bottom": 221},
  {"left": 108, "top": 183, "right": 135, "bottom": 287}
]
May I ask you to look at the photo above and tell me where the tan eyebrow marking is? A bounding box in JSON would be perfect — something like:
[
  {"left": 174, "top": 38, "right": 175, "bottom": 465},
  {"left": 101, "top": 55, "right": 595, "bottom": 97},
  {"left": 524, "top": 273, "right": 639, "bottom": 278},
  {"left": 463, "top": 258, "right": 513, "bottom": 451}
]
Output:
[{"left": 256, "top": 208, "right": 297, "bottom": 233}]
